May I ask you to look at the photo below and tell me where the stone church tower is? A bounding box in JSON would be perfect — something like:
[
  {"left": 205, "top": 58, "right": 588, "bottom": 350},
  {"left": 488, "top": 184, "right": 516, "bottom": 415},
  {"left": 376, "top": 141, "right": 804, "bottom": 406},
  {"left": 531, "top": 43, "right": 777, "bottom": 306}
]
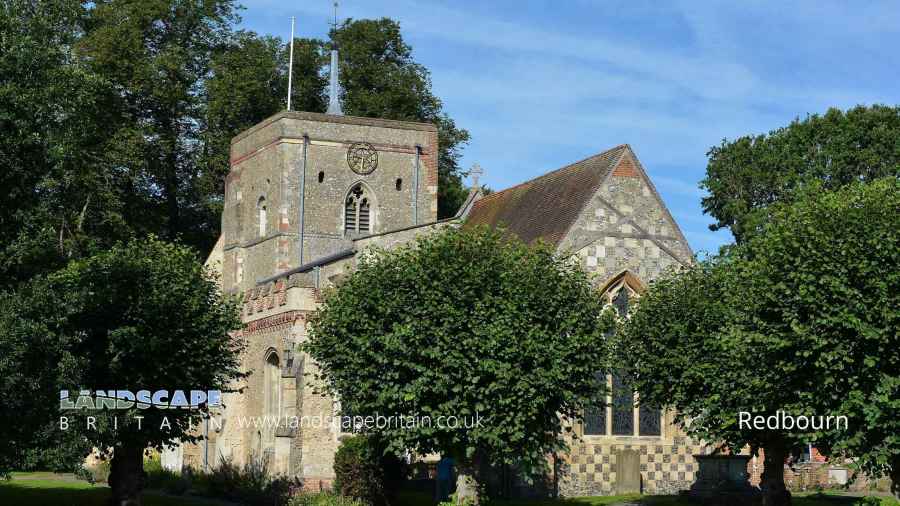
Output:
[{"left": 221, "top": 111, "right": 439, "bottom": 294}]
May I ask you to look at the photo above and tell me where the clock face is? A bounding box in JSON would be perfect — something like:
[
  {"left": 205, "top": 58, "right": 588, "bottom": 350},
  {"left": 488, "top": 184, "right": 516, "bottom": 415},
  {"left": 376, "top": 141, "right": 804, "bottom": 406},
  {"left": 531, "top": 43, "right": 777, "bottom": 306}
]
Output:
[{"left": 346, "top": 142, "right": 378, "bottom": 175}]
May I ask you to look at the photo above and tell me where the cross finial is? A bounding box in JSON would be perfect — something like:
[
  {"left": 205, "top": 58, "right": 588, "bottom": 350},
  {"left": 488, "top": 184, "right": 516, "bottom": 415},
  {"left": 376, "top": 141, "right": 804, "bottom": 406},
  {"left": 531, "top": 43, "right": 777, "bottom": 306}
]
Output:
[{"left": 470, "top": 163, "right": 484, "bottom": 187}]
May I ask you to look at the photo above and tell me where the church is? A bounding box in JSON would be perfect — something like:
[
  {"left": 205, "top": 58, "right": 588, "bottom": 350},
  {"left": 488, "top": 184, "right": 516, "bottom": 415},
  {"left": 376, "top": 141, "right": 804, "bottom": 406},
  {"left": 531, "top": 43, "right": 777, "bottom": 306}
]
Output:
[{"left": 168, "top": 40, "right": 710, "bottom": 497}]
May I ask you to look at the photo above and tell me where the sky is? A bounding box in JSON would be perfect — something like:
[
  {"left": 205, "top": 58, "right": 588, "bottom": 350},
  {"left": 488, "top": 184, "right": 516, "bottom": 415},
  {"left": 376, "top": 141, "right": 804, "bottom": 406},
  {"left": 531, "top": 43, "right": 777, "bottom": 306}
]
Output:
[{"left": 238, "top": 0, "right": 900, "bottom": 255}]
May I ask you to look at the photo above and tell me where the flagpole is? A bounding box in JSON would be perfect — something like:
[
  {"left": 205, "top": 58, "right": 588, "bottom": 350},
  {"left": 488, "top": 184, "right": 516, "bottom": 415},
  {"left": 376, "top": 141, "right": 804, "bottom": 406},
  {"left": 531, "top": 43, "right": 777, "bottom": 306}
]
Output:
[{"left": 287, "top": 16, "right": 295, "bottom": 111}]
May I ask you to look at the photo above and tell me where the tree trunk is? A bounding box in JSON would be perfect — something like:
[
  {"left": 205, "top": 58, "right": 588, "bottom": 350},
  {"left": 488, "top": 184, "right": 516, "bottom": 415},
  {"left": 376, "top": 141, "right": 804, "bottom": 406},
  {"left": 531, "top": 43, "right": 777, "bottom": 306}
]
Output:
[
  {"left": 890, "top": 456, "right": 899, "bottom": 501},
  {"left": 454, "top": 455, "right": 482, "bottom": 506},
  {"left": 760, "top": 443, "right": 791, "bottom": 506},
  {"left": 107, "top": 443, "right": 145, "bottom": 506}
]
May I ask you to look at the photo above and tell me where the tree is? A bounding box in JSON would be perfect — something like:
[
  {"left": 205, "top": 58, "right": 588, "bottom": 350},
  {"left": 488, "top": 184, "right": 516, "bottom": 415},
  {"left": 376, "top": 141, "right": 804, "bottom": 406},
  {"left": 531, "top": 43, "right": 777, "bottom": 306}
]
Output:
[
  {"left": 305, "top": 226, "right": 612, "bottom": 504},
  {"left": 701, "top": 105, "right": 900, "bottom": 242},
  {"left": 619, "top": 178, "right": 900, "bottom": 505},
  {"left": 78, "top": 0, "right": 241, "bottom": 254},
  {"left": 0, "top": 0, "right": 130, "bottom": 288},
  {"left": 332, "top": 18, "right": 471, "bottom": 218},
  {"left": 0, "top": 237, "right": 244, "bottom": 505}
]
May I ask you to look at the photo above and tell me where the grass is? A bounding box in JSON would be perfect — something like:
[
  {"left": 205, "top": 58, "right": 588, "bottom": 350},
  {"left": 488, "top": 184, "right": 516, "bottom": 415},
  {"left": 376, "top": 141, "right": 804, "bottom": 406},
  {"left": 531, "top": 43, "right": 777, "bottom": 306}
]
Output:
[
  {"left": 4, "top": 474, "right": 897, "bottom": 506},
  {"left": 0, "top": 476, "right": 236, "bottom": 506},
  {"left": 461, "top": 492, "right": 899, "bottom": 506}
]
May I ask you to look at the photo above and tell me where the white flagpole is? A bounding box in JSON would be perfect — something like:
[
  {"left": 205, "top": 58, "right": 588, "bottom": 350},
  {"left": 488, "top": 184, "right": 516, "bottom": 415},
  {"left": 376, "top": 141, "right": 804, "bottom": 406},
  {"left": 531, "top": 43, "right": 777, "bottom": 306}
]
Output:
[{"left": 287, "top": 16, "right": 295, "bottom": 111}]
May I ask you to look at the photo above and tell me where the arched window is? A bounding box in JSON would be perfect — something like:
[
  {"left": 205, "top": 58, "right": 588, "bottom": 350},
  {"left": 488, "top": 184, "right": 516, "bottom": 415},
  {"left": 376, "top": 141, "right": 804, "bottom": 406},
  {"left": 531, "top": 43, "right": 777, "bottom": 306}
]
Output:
[
  {"left": 344, "top": 184, "right": 373, "bottom": 234},
  {"left": 257, "top": 197, "right": 267, "bottom": 238},
  {"left": 583, "top": 271, "right": 661, "bottom": 437},
  {"left": 264, "top": 350, "right": 280, "bottom": 419}
]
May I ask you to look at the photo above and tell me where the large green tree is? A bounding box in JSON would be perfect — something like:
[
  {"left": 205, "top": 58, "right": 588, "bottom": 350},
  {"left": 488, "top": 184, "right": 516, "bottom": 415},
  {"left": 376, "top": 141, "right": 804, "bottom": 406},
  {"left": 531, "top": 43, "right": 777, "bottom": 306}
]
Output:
[
  {"left": 305, "top": 226, "right": 612, "bottom": 503},
  {"left": 0, "top": 0, "right": 128, "bottom": 288},
  {"left": 332, "top": 18, "right": 471, "bottom": 218},
  {"left": 0, "top": 238, "right": 244, "bottom": 505},
  {"left": 619, "top": 179, "right": 900, "bottom": 505},
  {"left": 701, "top": 105, "right": 900, "bottom": 242},
  {"left": 77, "top": 0, "right": 240, "bottom": 254}
]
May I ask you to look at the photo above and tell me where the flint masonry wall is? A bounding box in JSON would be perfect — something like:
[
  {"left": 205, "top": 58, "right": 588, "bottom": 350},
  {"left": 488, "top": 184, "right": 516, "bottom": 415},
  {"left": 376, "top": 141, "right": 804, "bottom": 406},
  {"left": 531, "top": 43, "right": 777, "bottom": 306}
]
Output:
[
  {"left": 556, "top": 150, "right": 701, "bottom": 496},
  {"left": 223, "top": 111, "right": 438, "bottom": 294}
]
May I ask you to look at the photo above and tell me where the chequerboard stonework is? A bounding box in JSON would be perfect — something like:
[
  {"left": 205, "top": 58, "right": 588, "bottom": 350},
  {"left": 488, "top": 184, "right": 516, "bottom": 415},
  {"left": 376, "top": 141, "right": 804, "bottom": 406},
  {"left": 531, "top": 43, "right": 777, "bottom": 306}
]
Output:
[{"left": 170, "top": 107, "right": 704, "bottom": 495}]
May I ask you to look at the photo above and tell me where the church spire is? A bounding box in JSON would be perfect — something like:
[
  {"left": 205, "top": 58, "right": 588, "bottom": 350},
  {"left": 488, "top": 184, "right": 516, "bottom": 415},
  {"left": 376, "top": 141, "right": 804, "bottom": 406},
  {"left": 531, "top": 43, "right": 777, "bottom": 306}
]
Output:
[{"left": 326, "top": 1, "right": 343, "bottom": 115}]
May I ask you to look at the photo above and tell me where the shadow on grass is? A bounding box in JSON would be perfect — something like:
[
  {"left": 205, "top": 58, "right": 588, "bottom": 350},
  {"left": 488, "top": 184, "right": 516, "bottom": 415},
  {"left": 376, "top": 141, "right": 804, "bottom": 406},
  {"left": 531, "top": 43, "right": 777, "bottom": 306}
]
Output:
[{"left": 0, "top": 479, "right": 235, "bottom": 506}]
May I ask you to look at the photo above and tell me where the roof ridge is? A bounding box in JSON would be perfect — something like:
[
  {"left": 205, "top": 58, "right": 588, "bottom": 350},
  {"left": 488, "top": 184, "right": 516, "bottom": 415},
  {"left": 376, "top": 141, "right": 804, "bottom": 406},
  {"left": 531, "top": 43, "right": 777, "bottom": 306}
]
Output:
[{"left": 474, "top": 144, "right": 629, "bottom": 205}]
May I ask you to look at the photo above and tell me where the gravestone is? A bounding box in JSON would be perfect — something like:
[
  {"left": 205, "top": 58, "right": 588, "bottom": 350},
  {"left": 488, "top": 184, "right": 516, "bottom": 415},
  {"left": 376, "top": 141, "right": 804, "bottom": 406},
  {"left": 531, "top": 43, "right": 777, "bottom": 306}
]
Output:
[
  {"left": 615, "top": 449, "right": 641, "bottom": 494},
  {"left": 690, "top": 454, "right": 756, "bottom": 499}
]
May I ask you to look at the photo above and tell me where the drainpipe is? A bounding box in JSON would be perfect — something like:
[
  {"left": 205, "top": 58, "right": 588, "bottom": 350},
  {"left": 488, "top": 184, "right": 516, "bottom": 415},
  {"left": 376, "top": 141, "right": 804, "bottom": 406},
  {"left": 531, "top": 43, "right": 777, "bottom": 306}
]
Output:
[
  {"left": 413, "top": 145, "right": 421, "bottom": 225},
  {"left": 203, "top": 417, "right": 209, "bottom": 472},
  {"left": 298, "top": 135, "right": 309, "bottom": 265}
]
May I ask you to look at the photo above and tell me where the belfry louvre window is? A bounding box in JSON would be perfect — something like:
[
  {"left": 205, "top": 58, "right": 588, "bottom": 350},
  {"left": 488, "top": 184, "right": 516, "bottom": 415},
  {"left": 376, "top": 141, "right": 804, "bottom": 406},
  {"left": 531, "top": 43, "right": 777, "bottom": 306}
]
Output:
[{"left": 344, "top": 184, "right": 372, "bottom": 234}]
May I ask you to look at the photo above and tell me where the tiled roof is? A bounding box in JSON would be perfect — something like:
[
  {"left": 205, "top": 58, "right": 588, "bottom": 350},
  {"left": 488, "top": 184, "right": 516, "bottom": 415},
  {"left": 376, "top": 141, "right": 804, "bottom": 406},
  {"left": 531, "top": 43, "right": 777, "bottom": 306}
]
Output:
[{"left": 464, "top": 145, "right": 628, "bottom": 246}]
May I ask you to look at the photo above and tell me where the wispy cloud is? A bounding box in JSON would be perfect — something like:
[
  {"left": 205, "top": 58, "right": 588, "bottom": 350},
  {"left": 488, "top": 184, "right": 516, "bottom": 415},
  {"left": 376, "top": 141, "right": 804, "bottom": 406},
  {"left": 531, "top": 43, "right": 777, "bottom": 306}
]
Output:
[{"left": 240, "top": 0, "right": 900, "bottom": 253}]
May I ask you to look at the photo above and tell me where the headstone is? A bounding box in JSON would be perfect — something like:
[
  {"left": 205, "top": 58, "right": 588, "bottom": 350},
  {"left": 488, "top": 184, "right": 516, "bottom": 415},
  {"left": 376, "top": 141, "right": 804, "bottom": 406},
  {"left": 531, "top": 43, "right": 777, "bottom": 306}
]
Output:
[{"left": 615, "top": 449, "right": 641, "bottom": 494}]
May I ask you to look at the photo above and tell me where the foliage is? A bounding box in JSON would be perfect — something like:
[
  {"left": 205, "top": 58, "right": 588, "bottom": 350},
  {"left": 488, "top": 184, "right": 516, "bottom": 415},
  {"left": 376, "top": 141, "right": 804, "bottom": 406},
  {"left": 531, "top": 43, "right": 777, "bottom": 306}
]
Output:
[
  {"left": 143, "top": 453, "right": 189, "bottom": 495},
  {"left": 0, "top": 0, "right": 127, "bottom": 287},
  {"left": 333, "top": 435, "right": 405, "bottom": 506},
  {"left": 0, "top": 237, "right": 244, "bottom": 501},
  {"left": 619, "top": 179, "right": 900, "bottom": 502},
  {"left": 201, "top": 455, "right": 300, "bottom": 506},
  {"left": 701, "top": 105, "right": 900, "bottom": 243},
  {"left": 306, "top": 226, "right": 612, "bottom": 495},
  {"left": 290, "top": 491, "right": 368, "bottom": 506},
  {"left": 0, "top": 281, "right": 88, "bottom": 476}
]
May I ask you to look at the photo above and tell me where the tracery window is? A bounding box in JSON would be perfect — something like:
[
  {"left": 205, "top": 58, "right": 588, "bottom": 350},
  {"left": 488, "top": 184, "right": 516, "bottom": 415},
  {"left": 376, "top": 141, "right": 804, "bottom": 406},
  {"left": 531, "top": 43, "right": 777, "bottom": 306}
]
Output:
[
  {"left": 344, "top": 184, "right": 372, "bottom": 234},
  {"left": 583, "top": 271, "right": 662, "bottom": 437}
]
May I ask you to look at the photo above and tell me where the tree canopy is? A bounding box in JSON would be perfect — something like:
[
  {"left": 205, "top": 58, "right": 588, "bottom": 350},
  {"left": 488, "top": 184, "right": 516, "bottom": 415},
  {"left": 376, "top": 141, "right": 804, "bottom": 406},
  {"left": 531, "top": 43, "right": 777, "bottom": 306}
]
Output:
[
  {"left": 701, "top": 105, "right": 900, "bottom": 242},
  {"left": 305, "top": 226, "right": 613, "bottom": 502},
  {"left": 620, "top": 178, "right": 900, "bottom": 504},
  {"left": 0, "top": 237, "right": 244, "bottom": 504}
]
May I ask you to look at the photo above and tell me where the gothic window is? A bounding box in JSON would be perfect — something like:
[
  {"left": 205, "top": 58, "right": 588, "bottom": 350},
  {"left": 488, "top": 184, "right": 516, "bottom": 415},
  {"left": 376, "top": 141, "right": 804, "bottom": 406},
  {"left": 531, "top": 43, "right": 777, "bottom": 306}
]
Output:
[
  {"left": 612, "top": 287, "right": 629, "bottom": 317},
  {"left": 344, "top": 184, "right": 373, "bottom": 234},
  {"left": 639, "top": 402, "right": 662, "bottom": 436},
  {"left": 257, "top": 196, "right": 267, "bottom": 238},
  {"left": 583, "top": 371, "right": 607, "bottom": 435},
  {"left": 611, "top": 373, "right": 634, "bottom": 435},
  {"left": 583, "top": 270, "right": 661, "bottom": 437},
  {"left": 395, "top": 178, "right": 403, "bottom": 191}
]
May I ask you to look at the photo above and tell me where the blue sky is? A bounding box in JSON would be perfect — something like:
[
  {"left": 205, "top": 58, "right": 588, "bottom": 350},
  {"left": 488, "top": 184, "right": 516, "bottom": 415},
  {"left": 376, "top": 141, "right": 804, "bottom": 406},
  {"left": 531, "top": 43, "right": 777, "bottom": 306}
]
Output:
[{"left": 239, "top": 0, "right": 900, "bottom": 254}]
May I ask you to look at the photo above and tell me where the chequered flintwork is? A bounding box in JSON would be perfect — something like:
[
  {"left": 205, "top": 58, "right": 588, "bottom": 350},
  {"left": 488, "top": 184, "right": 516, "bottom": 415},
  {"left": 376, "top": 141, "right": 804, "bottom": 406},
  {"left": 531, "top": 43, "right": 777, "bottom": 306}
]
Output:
[{"left": 560, "top": 436, "right": 711, "bottom": 496}]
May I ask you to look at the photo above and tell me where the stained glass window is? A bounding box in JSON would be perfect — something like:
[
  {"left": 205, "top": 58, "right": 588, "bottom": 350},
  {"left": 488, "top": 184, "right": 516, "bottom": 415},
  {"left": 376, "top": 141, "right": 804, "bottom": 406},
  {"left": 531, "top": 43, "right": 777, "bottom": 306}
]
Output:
[
  {"left": 584, "top": 371, "right": 607, "bottom": 435},
  {"left": 611, "top": 373, "right": 634, "bottom": 435},
  {"left": 638, "top": 403, "right": 661, "bottom": 436}
]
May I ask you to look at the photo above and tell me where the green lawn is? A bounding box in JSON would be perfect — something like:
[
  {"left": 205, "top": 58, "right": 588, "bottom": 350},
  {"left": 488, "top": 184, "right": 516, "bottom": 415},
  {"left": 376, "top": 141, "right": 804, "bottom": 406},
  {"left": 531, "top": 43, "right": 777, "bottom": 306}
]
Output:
[
  {"left": 0, "top": 476, "right": 234, "bottom": 506},
  {"left": 4, "top": 474, "right": 896, "bottom": 506}
]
